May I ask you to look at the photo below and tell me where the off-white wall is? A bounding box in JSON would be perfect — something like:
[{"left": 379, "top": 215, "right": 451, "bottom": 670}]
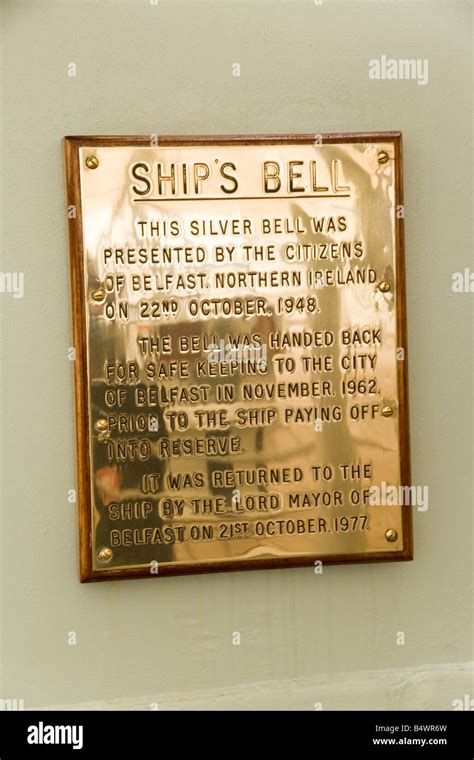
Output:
[{"left": 1, "top": 0, "right": 472, "bottom": 710}]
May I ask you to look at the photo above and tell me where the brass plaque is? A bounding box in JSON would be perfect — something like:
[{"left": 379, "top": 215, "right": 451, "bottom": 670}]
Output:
[{"left": 65, "top": 133, "right": 412, "bottom": 582}]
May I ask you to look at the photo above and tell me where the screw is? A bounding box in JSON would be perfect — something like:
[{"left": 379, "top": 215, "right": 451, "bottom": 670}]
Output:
[
  {"left": 97, "top": 431, "right": 111, "bottom": 443},
  {"left": 378, "top": 150, "right": 389, "bottom": 164},
  {"left": 381, "top": 406, "right": 394, "bottom": 417},
  {"left": 385, "top": 529, "right": 398, "bottom": 543},
  {"left": 95, "top": 419, "right": 108, "bottom": 431},
  {"left": 378, "top": 280, "right": 391, "bottom": 293},
  {"left": 97, "top": 547, "right": 113, "bottom": 562},
  {"left": 85, "top": 155, "right": 99, "bottom": 170},
  {"left": 91, "top": 288, "right": 105, "bottom": 302}
]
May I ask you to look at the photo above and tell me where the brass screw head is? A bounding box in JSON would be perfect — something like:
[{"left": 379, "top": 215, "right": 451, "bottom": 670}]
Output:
[
  {"left": 385, "top": 529, "right": 398, "bottom": 543},
  {"left": 91, "top": 288, "right": 105, "bottom": 302},
  {"left": 97, "top": 547, "right": 113, "bottom": 562},
  {"left": 95, "top": 419, "right": 108, "bottom": 431},
  {"left": 378, "top": 150, "right": 389, "bottom": 164},
  {"left": 381, "top": 405, "right": 394, "bottom": 417},
  {"left": 97, "top": 431, "right": 111, "bottom": 443},
  {"left": 85, "top": 154, "right": 99, "bottom": 170},
  {"left": 378, "top": 280, "right": 391, "bottom": 293}
]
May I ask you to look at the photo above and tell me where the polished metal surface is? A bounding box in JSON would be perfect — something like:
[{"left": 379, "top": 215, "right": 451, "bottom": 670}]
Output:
[{"left": 71, "top": 137, "right": 410, "bottom": 578}]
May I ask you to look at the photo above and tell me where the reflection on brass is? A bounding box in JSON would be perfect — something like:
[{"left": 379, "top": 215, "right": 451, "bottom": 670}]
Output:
[
  {"left": 85, "top": 154, "right": 99, "bottom": 170},
  {"left": 97, "top": 547, "right": 113, "bottom": 562},
  {"left": 65, "top": 133, "right": 413, "bottom": 582}
]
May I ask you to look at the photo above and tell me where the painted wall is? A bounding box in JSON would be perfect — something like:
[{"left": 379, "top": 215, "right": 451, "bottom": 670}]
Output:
[{"left": 1, "top": 0, "right": 472, "bottom": 710}]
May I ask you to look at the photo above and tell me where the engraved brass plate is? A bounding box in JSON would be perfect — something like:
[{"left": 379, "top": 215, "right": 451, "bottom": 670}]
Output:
[{"left": 65, "top": 134, "right": 412, "bottom": 582}]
